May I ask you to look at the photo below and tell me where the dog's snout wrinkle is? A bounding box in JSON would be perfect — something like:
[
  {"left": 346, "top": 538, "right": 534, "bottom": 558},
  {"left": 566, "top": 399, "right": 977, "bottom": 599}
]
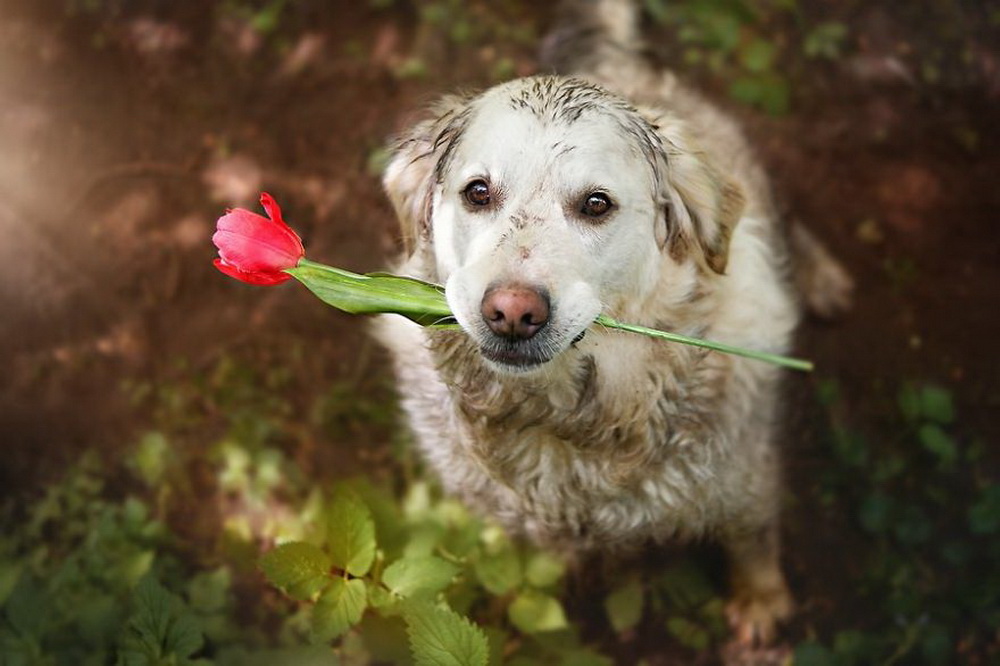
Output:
[{"left": 481, "top": 285, "right": 550, "bottom": 340}]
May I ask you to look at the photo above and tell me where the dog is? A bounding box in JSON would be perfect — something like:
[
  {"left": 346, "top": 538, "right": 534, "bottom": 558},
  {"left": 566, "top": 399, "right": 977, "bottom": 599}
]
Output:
[{"left": 374, "top": 0, "right": 850, "bottom": 647}]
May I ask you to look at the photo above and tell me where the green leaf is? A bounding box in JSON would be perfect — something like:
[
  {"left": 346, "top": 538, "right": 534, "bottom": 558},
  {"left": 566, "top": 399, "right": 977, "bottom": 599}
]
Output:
[
  {"left": 804, "top": 22, "right": 848, "bottom": 60},
  {"left": 508, "top": 591, "right": 569, "bottom": 634},
  {"left": 0, "top": 559, "right": 23, "bottom": 607},
  {"left": 287, "top": 260, "right": 455, "bottom": 327},
  {"left": 382, "top": 556, "right": 460, "bottom": 600},
  {"left": 186, "top": 567, "right": 232, "bottom": 614},
  {"left": 259, "top": 542, "right": 333, "bottom": 601},
  {"left": 793, "top": 641, "right": 837, "bottom": 666},
  {"left": 473, "top": 544, "right": 523, "bottom": 595},
  {"left": 739, "top": 38, "right": 777, "bottom": 74},
  {"left": 118, "top": 575, "right": 203, "bottom": 663},
  {"left": 524, "top": 551, "right": 566, "bottom": 589},
  {"left": 131, "top": 431, "right": 169, "bottom": 486},
  {"left": 404, "top": 601, "right": 489, "bottom": 666},
  {"left": 665, "top": 616, "right": 710, "bottom": 651},
  {"left": 3, "top": 574, "right": 48, "bottom": 638},
  {"left": 728, "top": 73, "right": 790, "bottom": 115},
  {"left": 483, "top": 626, "right": 509, "bottom": 666},
  {"left": 919, "top": 386, "right": 954, "bottom": 424},
  {"left": 312, "top": 577, "right": 367, "bottom": 643},
  {"left": 898, "top": 384, "right": 922, "bottom": 422},
  {"left": 358, "top": 613, "right": 412, "bottom": 663},
  {"left": 605, "top": 578, "right": 644, "bottom": 633},
  {"left": 832, "top": 630, "right": 878, "bottom": 661},
  {"left": 326, "top": 488, "right": 377, "bottom": 577},
  {"left": 969, "top": 484, "right": 1000, "bottom": 534},
  {"left": 656, "top": 561, "right": 715, "bottom": 611},
  {"left": 919, "top": 424, "right": 958, "bottom": 467}
]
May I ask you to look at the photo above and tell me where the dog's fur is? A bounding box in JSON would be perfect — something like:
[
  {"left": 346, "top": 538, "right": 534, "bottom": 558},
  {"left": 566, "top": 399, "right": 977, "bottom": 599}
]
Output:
[{"left": 374, "top": 0, "right": 845, "bottom": 645}]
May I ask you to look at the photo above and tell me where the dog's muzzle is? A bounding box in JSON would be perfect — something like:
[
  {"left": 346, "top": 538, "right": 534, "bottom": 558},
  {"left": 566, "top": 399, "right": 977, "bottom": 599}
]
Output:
[{"left": 478, "top": 283, "right": 553, "bottom": 369}]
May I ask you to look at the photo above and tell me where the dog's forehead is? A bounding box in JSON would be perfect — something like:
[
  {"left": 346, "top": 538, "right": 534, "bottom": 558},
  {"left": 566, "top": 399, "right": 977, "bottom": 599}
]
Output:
[
  {"left": 450, "top": 81, "right": 650, "bottom": 176},
  {"left": 480, "top": 79, "right": 629, "bottom": 136}
]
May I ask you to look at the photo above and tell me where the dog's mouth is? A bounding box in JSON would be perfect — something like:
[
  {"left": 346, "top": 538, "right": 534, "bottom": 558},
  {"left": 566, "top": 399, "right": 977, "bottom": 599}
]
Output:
[
  {"left": 477, "top": 329, "right": 588, "bottom": 372},
  {"left": 479, "top": 340, "right": 553, "bottom": 371}
]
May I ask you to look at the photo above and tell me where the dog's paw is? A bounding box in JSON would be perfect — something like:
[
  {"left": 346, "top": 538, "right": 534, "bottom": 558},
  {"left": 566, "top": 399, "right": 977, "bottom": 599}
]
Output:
[
  {"left": 724, "top": 585, "right": 793, "bottom": 647},
  {"left": 790, "top": 222, "right": 855, "bottom": 320},
  {"left": 801, "top": 251, "right": 855, "bottom": 320}
]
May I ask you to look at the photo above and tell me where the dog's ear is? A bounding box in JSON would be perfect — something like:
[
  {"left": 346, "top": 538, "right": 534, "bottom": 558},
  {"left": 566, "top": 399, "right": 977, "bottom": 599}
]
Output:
[
  {"left": 383, "top": 95, "right": 472, "bottom": 254},
  {"left": 656, "top": 120, "right": 745, "bottom": 275}
]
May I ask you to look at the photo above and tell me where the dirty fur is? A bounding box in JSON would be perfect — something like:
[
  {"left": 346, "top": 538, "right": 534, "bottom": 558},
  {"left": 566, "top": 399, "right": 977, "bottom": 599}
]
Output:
[{"left": 372, "top": 0, "right": 846, "bottom": 646}]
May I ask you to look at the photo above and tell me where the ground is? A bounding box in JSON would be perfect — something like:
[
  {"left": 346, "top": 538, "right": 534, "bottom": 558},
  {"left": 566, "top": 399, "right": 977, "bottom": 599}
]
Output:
[{"left": 1, "top": 1, "right": 998, "bottom": 664}]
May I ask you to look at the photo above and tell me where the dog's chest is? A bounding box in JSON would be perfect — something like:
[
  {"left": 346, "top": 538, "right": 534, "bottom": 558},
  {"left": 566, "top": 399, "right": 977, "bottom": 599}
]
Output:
[{"left": 420, "top": 337, "right": 729, "bottom": 548}]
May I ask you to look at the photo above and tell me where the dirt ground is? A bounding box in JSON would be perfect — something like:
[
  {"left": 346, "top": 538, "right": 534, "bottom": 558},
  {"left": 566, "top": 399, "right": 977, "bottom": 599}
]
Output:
[{"left": 1, "top": 1, "right": 998, "bottom": 663}]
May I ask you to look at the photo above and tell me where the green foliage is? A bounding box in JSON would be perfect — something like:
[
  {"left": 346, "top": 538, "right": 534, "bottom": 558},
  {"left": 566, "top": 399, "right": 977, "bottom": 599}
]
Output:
[
  {"left": 255, "top": 479, "right": 630, "bottom": 662},
  {"left": 117, "top": 576, "right": 205, "bottom": 665},
  {"left": 803, "top": 22, "right": 849, "bottom": 60},
  {"left": 219, "top": 0, "right": 288, "bottom": 36},
  {"left": 7, "top": 336, "right": 994, "bottom": 663},
  {"left": 648, "top": 0, "right": 853, "bottom": 114},
  {"left": 312, "top": 578, "right": 367, "bottom": 642},
  {"left": 382, "top": 556, "right": 460, "bottom": 599},
  {"left": 800, "top": 380, "right": 1000, "bottom": 663},
  {"left": 507, "top": 591, "right": 569, "bottom": 634},
  {"left": 604, "top": 578, "right": 644, "bottom": 634},
  {"left": 968, "top": 484, "right": 1000, "bottom": 535},
  {"left": 647, "top": 561, "right": 727, "bottom": 654},
  {"left": 323, "top": 488, "right": 377, "bottom": 577},
  {"left": 404, "top": 600, "right": 489, "bottom": 666},
  {"left": 0, "top": 456, "right": 209, "bottom": 665},
  {"left": 259, "top": 543, "right": 332, "bottom": 601},
  {"left": 372, "top": 0, "right": 537, "bottom": 82}
]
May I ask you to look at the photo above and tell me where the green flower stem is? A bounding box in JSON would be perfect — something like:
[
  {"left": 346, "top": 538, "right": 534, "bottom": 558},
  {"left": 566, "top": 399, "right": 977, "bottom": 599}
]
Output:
[
  {"left": 285, "top": 258, "right": 813, "bottom": 371},
  {"left": 595, "top": 314, "right": 813, "bottom": 372}
]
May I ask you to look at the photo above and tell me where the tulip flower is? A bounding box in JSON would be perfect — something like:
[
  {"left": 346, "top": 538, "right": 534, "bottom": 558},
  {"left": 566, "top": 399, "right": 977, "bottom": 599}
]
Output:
[
  {"left": 213, "top": 192, "right": 305, "bottom": 285},
  {"left": 212, "top": 193, "right": 813, "bottom": 371}
]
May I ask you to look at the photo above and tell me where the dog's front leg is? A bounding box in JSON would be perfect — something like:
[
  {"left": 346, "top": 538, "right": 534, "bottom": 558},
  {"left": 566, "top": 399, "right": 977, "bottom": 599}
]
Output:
[{"left": 722, "top": 521, "right": 793, "bottom": 647}]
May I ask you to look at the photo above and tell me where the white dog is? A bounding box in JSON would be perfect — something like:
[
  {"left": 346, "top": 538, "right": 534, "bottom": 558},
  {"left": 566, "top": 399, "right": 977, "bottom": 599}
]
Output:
[{"left": 375, "top": 0, "right": 849, "bottom": 646}]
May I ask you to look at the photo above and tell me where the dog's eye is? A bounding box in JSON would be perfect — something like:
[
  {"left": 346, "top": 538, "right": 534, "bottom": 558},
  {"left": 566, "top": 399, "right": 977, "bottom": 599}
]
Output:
[
  {"left": 464, "top": 180, "right": 491, "bottom": 207},
  {"left": 581, "top": 192, "right": 612, "bottom": 218}
]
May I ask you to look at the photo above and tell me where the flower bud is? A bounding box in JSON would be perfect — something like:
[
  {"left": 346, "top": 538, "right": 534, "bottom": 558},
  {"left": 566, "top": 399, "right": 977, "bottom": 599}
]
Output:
[{"left": 213, "top": 192, "right": 304, "bottom": 285}]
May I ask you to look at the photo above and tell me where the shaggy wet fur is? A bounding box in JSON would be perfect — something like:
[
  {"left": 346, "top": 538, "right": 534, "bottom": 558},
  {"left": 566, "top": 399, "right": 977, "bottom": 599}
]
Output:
[{"left": 372, "top": 0, "right": 843, "bottom": 646}]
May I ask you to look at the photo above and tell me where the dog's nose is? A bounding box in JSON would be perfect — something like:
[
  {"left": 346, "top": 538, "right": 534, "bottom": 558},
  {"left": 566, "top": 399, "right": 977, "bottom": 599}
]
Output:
[{"left": 481, "top": 285, "right": 550, "bottom": 340}]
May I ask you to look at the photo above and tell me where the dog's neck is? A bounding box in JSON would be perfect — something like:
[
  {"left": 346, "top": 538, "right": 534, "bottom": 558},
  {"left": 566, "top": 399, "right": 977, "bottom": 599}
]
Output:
[{"left": 425, "top": 325, "right": 725, "bottom": 487}]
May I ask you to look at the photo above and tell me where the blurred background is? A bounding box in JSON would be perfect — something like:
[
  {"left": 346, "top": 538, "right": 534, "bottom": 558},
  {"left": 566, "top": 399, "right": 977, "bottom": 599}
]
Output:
[{"left": 0, "top": 1, "right": 997, "bottom": 664}]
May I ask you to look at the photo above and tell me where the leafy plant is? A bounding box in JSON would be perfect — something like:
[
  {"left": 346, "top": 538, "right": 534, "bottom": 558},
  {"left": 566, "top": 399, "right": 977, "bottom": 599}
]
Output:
[
  {"left": 0, "top": 454, "right": 208, "bottom": 665},
  {"left": 803, "top": 22, "right": 848, "bottom": 60},
  {"left": 257, "top": 479, "right": 623, "bottom": 663},
  {"left": 647, "top": 0, "right": 853, "bottom": 115},
  {"left": 798, "top": 381, "right": 1000, "bottom": 663}
]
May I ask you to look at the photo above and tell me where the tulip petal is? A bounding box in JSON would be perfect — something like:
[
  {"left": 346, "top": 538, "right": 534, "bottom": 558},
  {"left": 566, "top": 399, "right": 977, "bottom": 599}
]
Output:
[
  {"left": 260, "top": 192, "right": 284, "bottom": 226},
  {"left": 213, "top": 258, "right": 291, "bottom": 285},
  {"left": 215, "top": 208, "right": 302, "bottom": 251},
  {"left": 258, "top": 192, "right": 304, "bottom": 253},
  {"left": 212, "top": 227, "right": 303, "bottom": 273},
  {"left": 211, "top": 193, "right": 304, "bottom": 287}
]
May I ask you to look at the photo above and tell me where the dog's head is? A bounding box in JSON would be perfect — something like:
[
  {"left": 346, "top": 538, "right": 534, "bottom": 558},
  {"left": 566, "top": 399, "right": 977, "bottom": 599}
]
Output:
[{"left": 385, "top": 76, "right": 743, "bottom": 373}]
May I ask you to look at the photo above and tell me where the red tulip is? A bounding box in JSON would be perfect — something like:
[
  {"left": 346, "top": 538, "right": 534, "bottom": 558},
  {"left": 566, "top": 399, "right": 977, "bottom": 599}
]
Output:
[{"left": 213, "top": 192, "right": 304, "bottom": 285}]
